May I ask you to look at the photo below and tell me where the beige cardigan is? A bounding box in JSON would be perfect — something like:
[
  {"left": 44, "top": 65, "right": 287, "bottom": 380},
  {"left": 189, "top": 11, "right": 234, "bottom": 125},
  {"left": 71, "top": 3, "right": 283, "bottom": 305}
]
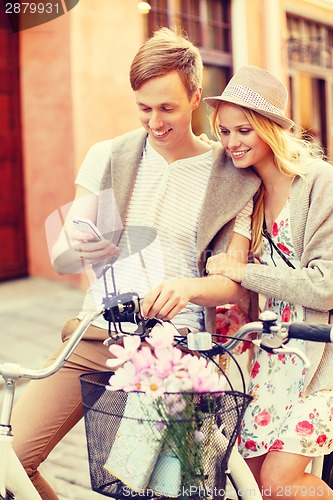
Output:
[
  {"left": 242, "top": 164, "right": 333, "bottom": 395},
  {"left": 95, "top": 128, "right": 261, "bottom": 332}
]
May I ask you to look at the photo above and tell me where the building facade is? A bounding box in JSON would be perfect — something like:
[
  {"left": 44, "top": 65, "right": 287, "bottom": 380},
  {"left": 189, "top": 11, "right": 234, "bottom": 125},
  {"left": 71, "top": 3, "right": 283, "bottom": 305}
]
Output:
[{"left": 0, "top": 0, "right": 332, "bottom": 283}]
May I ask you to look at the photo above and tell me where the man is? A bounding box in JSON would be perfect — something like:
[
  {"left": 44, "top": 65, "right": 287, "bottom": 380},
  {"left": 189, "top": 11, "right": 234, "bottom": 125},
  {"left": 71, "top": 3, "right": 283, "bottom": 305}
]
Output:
[{"left": 12, "top": 28, "right": 260, "bottom": 498}]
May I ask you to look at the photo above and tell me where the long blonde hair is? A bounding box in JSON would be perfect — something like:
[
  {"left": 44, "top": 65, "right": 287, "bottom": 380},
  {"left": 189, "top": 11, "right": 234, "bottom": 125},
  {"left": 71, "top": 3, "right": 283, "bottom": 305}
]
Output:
[{"left": 211, "top": 103, "right": 326, "bottom": 254}]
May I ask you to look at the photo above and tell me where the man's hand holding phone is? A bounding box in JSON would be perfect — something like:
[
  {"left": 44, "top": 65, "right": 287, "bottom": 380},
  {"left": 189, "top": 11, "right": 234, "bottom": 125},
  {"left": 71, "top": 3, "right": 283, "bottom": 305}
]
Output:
[{"left": 72, "top": 218, "right": 119, "bottom": 266}]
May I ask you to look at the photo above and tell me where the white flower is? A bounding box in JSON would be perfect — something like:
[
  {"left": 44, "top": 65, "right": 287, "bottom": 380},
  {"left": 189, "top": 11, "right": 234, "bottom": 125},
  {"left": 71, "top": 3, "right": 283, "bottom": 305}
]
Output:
[{"left": 140, "top": 375, "right": 166, "bottom": 397}]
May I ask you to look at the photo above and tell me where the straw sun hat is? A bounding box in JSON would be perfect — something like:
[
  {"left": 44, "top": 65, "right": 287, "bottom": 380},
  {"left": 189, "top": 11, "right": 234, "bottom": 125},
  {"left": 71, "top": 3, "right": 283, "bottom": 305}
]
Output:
[{"left": 204, "top": 65, "right": 294, "bottom": 130}]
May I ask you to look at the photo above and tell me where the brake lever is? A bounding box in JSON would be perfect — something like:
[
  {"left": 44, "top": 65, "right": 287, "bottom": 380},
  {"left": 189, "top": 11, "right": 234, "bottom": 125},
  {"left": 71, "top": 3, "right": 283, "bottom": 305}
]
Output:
[
  {"left": 133, "top": 318, "right": 163, "bottom": 335},
  {"left": 272, "top": 345, "right": 311, "bottom": 368},
  {"left": 253, "top": 339, "right": 311, "bottom": 368},
  {"left": 102, "top": 317, "right": 163, "bottom": 347}
]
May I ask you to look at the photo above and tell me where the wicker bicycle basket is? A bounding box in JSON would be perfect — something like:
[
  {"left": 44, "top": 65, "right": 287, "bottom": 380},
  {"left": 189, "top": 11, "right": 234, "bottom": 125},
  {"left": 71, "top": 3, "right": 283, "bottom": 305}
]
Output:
[{"left": 80, "top": 371, "right": 252, "bottom": 499}]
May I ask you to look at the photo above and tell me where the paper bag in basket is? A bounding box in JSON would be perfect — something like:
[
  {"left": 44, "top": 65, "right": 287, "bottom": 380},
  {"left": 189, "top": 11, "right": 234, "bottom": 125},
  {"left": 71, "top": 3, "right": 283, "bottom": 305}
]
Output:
[{"left": 104, "top": 392, "right": 165, "bottom": 492}]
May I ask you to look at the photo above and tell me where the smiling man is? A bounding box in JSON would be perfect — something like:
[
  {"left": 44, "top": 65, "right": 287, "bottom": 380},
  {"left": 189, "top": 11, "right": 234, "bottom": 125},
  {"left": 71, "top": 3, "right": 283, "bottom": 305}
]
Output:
[
  {"left": 127, "top": 28, "right": 260, "bottom": 323},
  {"left": 11, "top": 28, "right": 260, "bottom": 499}
]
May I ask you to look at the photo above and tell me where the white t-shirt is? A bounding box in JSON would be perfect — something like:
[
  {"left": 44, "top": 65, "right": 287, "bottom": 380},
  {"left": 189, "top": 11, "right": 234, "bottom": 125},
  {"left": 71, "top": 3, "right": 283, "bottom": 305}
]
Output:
[{"left": 75, "top": 139, "right": 252, "bottom": 332}]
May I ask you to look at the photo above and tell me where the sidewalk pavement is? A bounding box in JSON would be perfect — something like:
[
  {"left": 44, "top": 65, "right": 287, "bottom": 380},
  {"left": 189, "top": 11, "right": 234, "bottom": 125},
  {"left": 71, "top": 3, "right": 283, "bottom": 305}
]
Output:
[{"left": 0, "top": 276, "right": 101, "bottom": 499}]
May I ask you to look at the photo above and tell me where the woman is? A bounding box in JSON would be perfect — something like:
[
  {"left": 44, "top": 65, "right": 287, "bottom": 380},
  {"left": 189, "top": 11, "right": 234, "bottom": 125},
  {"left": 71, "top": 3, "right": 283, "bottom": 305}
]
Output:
[{"left": 205, "top": 65, "right": 333, "bottom": 498}]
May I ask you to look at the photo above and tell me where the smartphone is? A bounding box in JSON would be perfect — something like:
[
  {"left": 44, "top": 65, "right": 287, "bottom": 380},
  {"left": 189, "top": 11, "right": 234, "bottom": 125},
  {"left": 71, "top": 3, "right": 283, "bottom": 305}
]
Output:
[{"left": 72, "top": 217, "right": 104, "bottom": 241}]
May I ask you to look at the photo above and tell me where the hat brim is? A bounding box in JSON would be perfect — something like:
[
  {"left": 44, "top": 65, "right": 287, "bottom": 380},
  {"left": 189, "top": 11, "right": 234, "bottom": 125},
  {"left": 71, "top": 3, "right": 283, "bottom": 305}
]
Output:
[{"left": 203, "top": 95, "right": 294, "bottom": 130}]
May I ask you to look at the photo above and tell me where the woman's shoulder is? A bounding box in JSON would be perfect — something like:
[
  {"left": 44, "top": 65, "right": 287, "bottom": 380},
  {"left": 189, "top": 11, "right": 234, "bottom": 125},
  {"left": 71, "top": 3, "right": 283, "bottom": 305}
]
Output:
[
  {"left": 294, "top": 158, "right": 333, "bottom": 189},
  {"left": 309, "top": 157, "right": 333, "bottom": 176},
  {"left": 290, "top": 160, "right": 333, "bottom": 218}
]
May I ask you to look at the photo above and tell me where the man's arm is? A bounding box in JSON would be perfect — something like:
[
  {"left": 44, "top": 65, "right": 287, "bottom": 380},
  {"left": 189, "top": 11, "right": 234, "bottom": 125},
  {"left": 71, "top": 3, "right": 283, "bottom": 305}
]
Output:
[
  {"left": 51, "top": 186, "right": 118, "bottom": 274},
  {"left": 141, "top": 232, "right": 249, "bottom": 320}
]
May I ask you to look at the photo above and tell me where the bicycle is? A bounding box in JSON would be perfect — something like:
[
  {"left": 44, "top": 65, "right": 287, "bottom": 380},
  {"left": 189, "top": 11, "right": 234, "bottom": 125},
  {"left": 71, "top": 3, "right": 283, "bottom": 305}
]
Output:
[{"left": 1, "top": 273, "right": 332, "bottom": 499}]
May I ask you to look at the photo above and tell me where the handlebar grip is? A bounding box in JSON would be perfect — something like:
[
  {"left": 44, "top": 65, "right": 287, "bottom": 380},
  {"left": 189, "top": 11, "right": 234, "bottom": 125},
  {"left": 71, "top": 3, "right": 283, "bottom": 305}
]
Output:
[{"left": 287, "top": 323, "right": 333, "bottom": 343}]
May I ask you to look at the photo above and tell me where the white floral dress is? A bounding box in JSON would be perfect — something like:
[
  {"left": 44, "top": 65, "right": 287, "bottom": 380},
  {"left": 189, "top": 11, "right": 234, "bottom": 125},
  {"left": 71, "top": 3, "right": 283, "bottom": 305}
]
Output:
[{"left": 239, "top": 199, "right": 333, "bottom": 459}]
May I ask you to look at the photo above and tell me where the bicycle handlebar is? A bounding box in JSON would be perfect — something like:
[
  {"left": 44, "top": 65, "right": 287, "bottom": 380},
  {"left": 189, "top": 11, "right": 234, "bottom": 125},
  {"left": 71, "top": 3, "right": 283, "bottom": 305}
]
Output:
[
  {"left": 218, "top": 311, "right": 333, "bottom": 357},
  {"left": 89, "top": 286, "right": 333, "bottom": 353},
  {"left": 285, "top": 322, "right": 333, "bottom": 343},
  {"left": 1, "top": 292, "right": 332, "bottom": 382},
  {"left": 0, "top": 308, "right": 104, "bottom": 382},
  {"left": 1, "top": 290, "right": 331, "bottom": 433}
]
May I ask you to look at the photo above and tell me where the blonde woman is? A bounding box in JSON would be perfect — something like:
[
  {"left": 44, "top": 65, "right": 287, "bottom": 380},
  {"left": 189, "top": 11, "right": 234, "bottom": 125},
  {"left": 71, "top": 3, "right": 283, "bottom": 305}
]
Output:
[{"left": 205, "top": 66, "right": 333, "bottom": 499}]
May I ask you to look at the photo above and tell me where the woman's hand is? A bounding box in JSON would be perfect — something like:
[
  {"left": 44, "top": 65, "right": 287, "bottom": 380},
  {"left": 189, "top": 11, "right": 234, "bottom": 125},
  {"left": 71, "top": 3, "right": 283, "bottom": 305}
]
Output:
[
  {"left": 141, "top": 279, "right": 192, "bottom": 320},
  {"left": 206, "top": 252, "right": 246, "bottom": 283},
  {"left": 198, "top": 133, "right": 214, "bottom": 145}
]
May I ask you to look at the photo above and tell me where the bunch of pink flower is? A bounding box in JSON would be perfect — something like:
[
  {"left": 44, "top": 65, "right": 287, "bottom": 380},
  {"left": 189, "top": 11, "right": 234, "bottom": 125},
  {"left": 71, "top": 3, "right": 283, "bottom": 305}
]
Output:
[{"left": 106, "top": 322, "right": 226, "bottom": 396}]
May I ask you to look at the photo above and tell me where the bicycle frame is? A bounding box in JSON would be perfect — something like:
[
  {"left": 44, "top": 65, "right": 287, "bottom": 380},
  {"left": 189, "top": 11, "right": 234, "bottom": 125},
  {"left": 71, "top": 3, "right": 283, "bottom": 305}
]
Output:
[{"left": 227, "top": 447, "right": 262, "bottom": 499}]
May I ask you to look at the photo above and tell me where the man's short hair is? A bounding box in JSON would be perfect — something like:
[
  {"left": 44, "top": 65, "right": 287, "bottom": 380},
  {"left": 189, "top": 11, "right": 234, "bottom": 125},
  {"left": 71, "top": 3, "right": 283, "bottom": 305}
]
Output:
[{"left": 129, "top": 27, "right": 203, "bottom": 99}]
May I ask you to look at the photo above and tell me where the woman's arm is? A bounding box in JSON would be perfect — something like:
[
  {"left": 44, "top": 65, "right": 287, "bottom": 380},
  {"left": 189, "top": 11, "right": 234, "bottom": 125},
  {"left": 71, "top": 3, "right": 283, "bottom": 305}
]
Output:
[
  {"left": 207, "top": 168, "right": 333, "bottom": 312},
  {"left": 207, "top": 234, "right": 333, "bottom": 313}
]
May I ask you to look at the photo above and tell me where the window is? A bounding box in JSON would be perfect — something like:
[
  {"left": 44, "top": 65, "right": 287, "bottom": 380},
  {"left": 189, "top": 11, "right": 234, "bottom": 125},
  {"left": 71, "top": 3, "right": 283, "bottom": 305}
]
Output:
[
  {"left": 147, "top": 0, "right": 231, "bottom": 56},
  {"left": 206, "top": 0, "right": 231, "bottom": 52},
  {"left": 173, "top": 0, "right": 201, "bottom": 46},
  {"left": 286, "top": 14, "right": 333, "bottom": 69}
]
